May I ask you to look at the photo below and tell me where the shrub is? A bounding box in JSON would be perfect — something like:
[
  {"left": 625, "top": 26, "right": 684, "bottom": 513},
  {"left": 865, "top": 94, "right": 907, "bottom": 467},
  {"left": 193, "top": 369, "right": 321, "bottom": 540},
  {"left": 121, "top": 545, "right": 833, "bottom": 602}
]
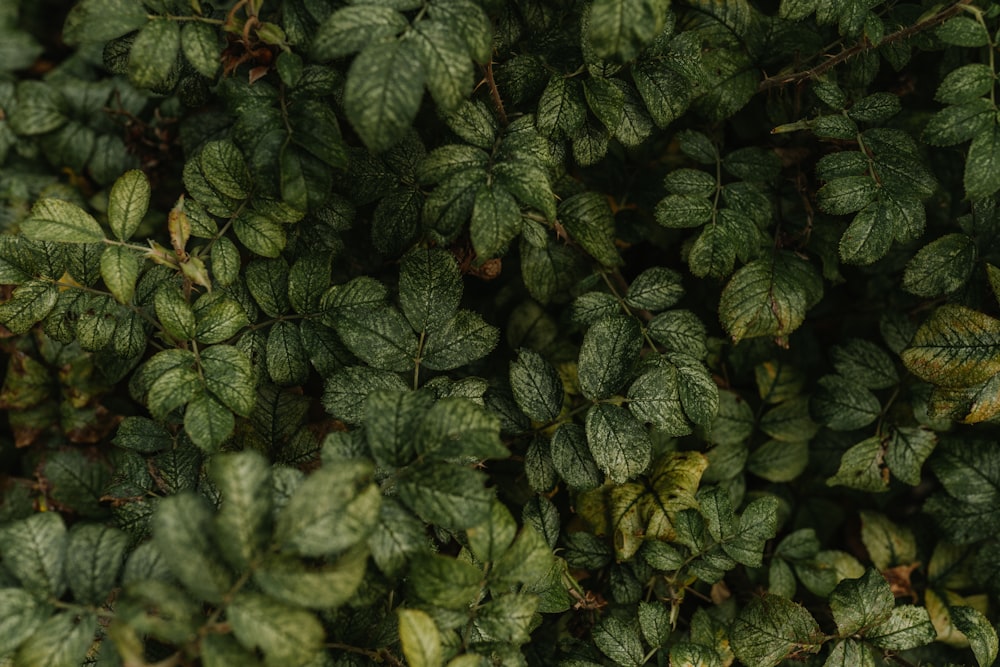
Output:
[{"left": 2, "top": 0, "right": 1000, "bottom": 665}]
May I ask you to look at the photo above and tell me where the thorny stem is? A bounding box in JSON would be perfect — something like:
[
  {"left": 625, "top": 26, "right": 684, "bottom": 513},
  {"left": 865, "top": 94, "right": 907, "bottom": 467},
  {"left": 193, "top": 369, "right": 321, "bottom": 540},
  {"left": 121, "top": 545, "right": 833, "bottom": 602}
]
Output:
[
  {"left": 758, "top": 0, "right": 975, "bottom": 91},
  {"left": 482, "top": 60, "right": 508, "bottom": 126}
]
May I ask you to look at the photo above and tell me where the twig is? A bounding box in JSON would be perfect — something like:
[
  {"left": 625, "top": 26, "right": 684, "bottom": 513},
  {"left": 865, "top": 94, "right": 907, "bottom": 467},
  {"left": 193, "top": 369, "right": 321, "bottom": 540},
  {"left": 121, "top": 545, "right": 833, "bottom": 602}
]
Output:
[
  {"left": 483, "top": 60, "right": 508, "bottom": 126},
  {"left": 759, "top": 0, "right": 974, "bottom": 91}
]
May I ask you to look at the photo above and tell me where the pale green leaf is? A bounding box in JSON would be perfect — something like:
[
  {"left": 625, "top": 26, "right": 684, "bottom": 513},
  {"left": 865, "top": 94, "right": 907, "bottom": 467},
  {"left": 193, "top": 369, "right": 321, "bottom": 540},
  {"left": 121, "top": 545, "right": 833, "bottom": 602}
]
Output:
[
  {"left": 209, "top": 451, "right": 272, "bottom": 570},
  {"left": 867, "top": 605, "right": 936, "bottom": 651},
  {"left": 254, "top": 546, "right": 368, "bottom": 610},
  {"left": 829, "top": 569, "right": 894, "bottom": 636},
  {"left": 951, "top": 606, "right": 999, "bottom": 667},
  {"left": 398, "top": 608, "right": 443, "bottom": 667},
  {"left": 593, "top": 616, "right": 644, "bottom": 667},
  {"left": 312, "top": 6, "right": 408, "bottom": 60},
  {"left": 15, "top": 611, "right": 97, "bottom": 667},
  {"left": 0, "top": 588, "right": 50, "bottom": 658},
  {"left": 181, "top": 21, "right": 219, "bottom": 78},
  {"left": 228, "top": 592, "right": 324, "bottom": 667},
  {"left": 21, "top": 198, "right": 104, "bottom": 243},
  {"left": 412, "top": 20, "right": 472, "bottom": 112},
  {"left": 108, "top": 170, "right": 150, "bottom": 241},
  {"left": 100, "top": 245, "right": 138, "bottom": 304},
  {"left": 128, "top": 18, "right": 179, "bottom": 90},
  {"left": 965, "top": 119, "right": 1000, "bottom": 200},
  {"left": 719, "top": 253, "right": 821, "bottom": 343},
  {"left": 0, "top": 513, "right": 67, "bottom": 598},
  {"left": 65, "top": 524, "right": 128, "bottom": 606},
  {"left": 275, "top": 460, "right": 380, "bottom": 557},
  {"left": 901, "top": 304, "right": 1000, "bottom": 386},
  {"left": 152, "top": 492, "right": 233, "bottom": 602}
]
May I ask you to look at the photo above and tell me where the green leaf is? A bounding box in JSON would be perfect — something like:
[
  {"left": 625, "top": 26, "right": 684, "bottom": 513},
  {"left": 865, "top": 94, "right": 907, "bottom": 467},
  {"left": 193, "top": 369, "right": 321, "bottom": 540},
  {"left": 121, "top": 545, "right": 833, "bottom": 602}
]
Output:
[
  {"left": 345, "top": 40, "right": 425, "bottom": 152},
  {"left": 634, "top": 59, "right": 693, "bottom": 129},
  {"left": 21, "top": 198, "right": 105, "bottom": 243},
  {"left": 467, "top": 498, "right": 517, "bottom": 563},
  {"left": 0, "top": 280, "right": 58, "bottom": 335},
  {"left": 860, "top": 511, "right": 917, "bottom": 570},
  {"left": 0, "top": 588, "right": 50, "bottom": 658},
  {"left": 323, "top": 365, "right": 408, "bottom": 424},
  {"left": 866, "top": 605, "right": 936, "bottom": 651},
  {"left": 312, "top": 6, "right": 408, "bottom": 60},
  {"left": 416, "top": 396, "right": 506, "bottom": 460},
  {"left": 848, "top": 93, "right": 900, "bottom": 123},
  {"left": 965, "top": 119, "right": 1000, "bottom": 199},
  {"left": 903, "top": 233, "right": 976, "bottom": 297},
  {"left": 63, "top": 0, "right": 149, "bottom": 44},
  {"left": 200, "top": 140, "right": 251, "bottom": 200},
  {"left": 421, "top": 309, "right": 499, "bottom": 370},
  {"left": 936, "top": 64, "right": 995, "bottom": 105},
  {"left": 593, "top": 616, "right": 645, "bottom": 667},
  {"left": 408, "top": 552, "right": 483, "bottom": 608},
  {"left": 759, "top": 396, "right": 818, "bottom": 442},
  {"left": 885, "top": 426, "right": 937, "bottom": 486},
  {"left": 397, "top": 461, "right": 493, "bottom": 530},
  {"left": 510, "top": 348, "right": 563, "bottom": 422},
  {"left": 923, "top": 99, "right": 994, "bottom": 147},
  {"left": 234, "top": 210, "right": 286, "bottom": 257},
  {"left": 128, "top": 18, "right": 179, "bottom": 89},
  {"left": 275, "top": 460, "right": 381, "bottom": 557},
  {"left": 398, "top": 608, "right": 443, "bottom": 667},
  {"left": 628, "top": 365, "right": 691, "bottom": 435},
  {"left": 211, "top": 236, "right": 241, "bottom": 287},
  {"left": 829, "top": 569, "right": 894, "bottom": 636},
  {"left": 902, "top": 304, "right": 1000, "bottom": 386},
  {"left": 254, "top": 546, "right": 368, "bottom": 610},
  {"left": 15, "top": 611, "right": 97, "bottom": 667},
  {"left": 638, "top": 600, "right": 671, "bottom": 648},
  {"left": 194, "top": 291, "right": 250, "bottom": 344},
  {"left": 335, "top": 305, "right": 418, "bottom": 372},
  {"left": 936, "top": 16, "right": 990, "bottom": 47},
  {"left": 811, "top": 375, "right": 880, "bottom": 430},
  {"left": 747, "top": 440, "right": 809, "bottom": 483},
  {"left": 586, "top": 403, "right": 652, "bottom": 484},
  {"left": 830, "top": 338, "right": 898, "bottom": 390},
  {"left": 551, "top": 423, "right": 602, "bottom": 491},
  {"left": 579, "top": 314, "right": 641, "bottom": 400},
  {"left": 364, "top": 389, "right": 430, "bottom": 467},
  {"left": 181, "top": 21, "right": 219, "bottom": 78},
  {"left": 473, "top": 592, "right": 539, "bottom": 644},
  {"left": 369, "top": 497, "right": 430, "bottom": 576},
  {"left": 209, "top": 451, "right": 272, "bottom": 570},
  {"left": 816, "top": 176, "right": 877, "bottom": 216},
  {"left": 559, "top": 191, "right": 620, "bottom": 266},
  {"left": 201, "top": 344, "right": 256, "bottom": 417},
  {"left": 266, "top": 320, "right": 310, "bottom": 385},
  {"left": 0, "top": 513, "right": 67, "bottom": 598},
  {"left": 412, "top": 20, "right": 472, "bottom": 112},
  {"left": 495, "top": 160, "right": 557, "bottom": 221},
  {"left": 399, "top": 247, "right": 462, "bottom": 333},
  {"left": 625, "top": 267, "right": 683, "bottom": 311},
  {"left": 65, "top": 524, "right": 128, "bottom": 605},
  {"left": 719, "top": 253, "right": 821, "bottom": 343},
  {"left": 246, "top": 258, "right": 290, "bottom": 318},
  {"left": 471, "top": 182, "right": 522, "bottom": 259},
  {"left": 99, "top": 245, "right": 138, "bottom": 304},
  {"left": 153, "top": 493, "right": 233, "bottom": 602},
  {"left": 228, "top": 592, "right": 324, "bottom": 667},
  {"left": 824, "top": 639, "right": 878, "bottom": 667},
  {"left": 731, "top": 594, "right": 822, "bottom": 667},
  {"left": 586, "top": 0, "right": 663, "bottom": 61},
  {"left": 537, "top": 76, "right": 587, "bottom": 139},
  {"left": 951, "top": 606, "right": 999, "bottom": 667},
  {"left": 108, "top": 170, "right": 150, "bottom": 241}
]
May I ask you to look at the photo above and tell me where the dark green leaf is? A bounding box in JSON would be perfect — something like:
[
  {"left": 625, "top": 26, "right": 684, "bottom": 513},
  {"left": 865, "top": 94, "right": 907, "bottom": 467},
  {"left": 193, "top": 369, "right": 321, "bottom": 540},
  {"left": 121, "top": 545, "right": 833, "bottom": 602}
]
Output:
[
  {"left": 0, "top": 588, "right": 50, "bottom": 658},
  {"left": 312, "top": 6, "right": 408, "bottom": 60},
  {"left": 397, "top": 461, "right": 493, "bottom": 530},
  {"left": 593, "top": 616, "right": 645, "bottom": 667},
  {"left": 153, "top": 493, "right": 233, "bottom": 602},
  {"left": 965, "top": 119, "right": 1000, "bottom": 199},
  {"left": 0, "top": 280, "right": 58, "bottom": 335},
  {"left": 510, "top": 348, "right": 563, "bottom": 422},
  {"left": 866, "top": 605, "right": 936, "bottom": 651},
  {"left": 586, "top": 403, "right": 652, "bottom": 484},
  {"left": 951, "top": 606, "right": 999, "bottom": 667},
  {"left": 811, "top": 375, "right": 880, "bottom": 430},
  {"left": 731, "top": 594, "right": 821, "bottom": 667},
  {"left": 344, "top": 40, "right": 425, "bottom": 152},
  {"left": 579, "top": 314, "right": 641, "bottom": 400},
  {"left": 254, "top": 546, "right": 368, "bottom": 610},
  {"left": 719, "top": 253, "right": 821, "bottom": 343}
]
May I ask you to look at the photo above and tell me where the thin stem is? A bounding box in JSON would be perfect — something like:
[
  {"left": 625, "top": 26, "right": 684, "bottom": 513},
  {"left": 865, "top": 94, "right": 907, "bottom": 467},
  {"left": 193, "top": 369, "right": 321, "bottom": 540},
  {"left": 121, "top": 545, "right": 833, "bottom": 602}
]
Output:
[
  {"left": 413, "top": 329, "right": 426, "bottom": 390},
  {"left": 153, "top": 14, "right": 225, "bottom": 24},
  {"left": 758, "top": 0, "right": 975, "bottom": 91},
  {"left": 483, "top": 59, "right": 508, "bottom": 126}
]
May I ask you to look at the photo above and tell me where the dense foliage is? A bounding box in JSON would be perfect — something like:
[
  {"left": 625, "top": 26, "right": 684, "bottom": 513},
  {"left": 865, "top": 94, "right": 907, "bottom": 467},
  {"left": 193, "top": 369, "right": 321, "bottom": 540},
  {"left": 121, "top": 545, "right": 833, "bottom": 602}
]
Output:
[{"left": 4, "top": 0, "right": 1000, "bottom": 665}]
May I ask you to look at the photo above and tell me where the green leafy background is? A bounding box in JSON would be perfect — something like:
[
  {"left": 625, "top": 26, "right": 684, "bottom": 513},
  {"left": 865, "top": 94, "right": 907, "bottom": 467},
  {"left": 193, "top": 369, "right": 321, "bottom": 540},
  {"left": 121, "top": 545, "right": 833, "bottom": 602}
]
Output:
[{"left": 2, "top": 0, "right": 1000, "bottom": 666}]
